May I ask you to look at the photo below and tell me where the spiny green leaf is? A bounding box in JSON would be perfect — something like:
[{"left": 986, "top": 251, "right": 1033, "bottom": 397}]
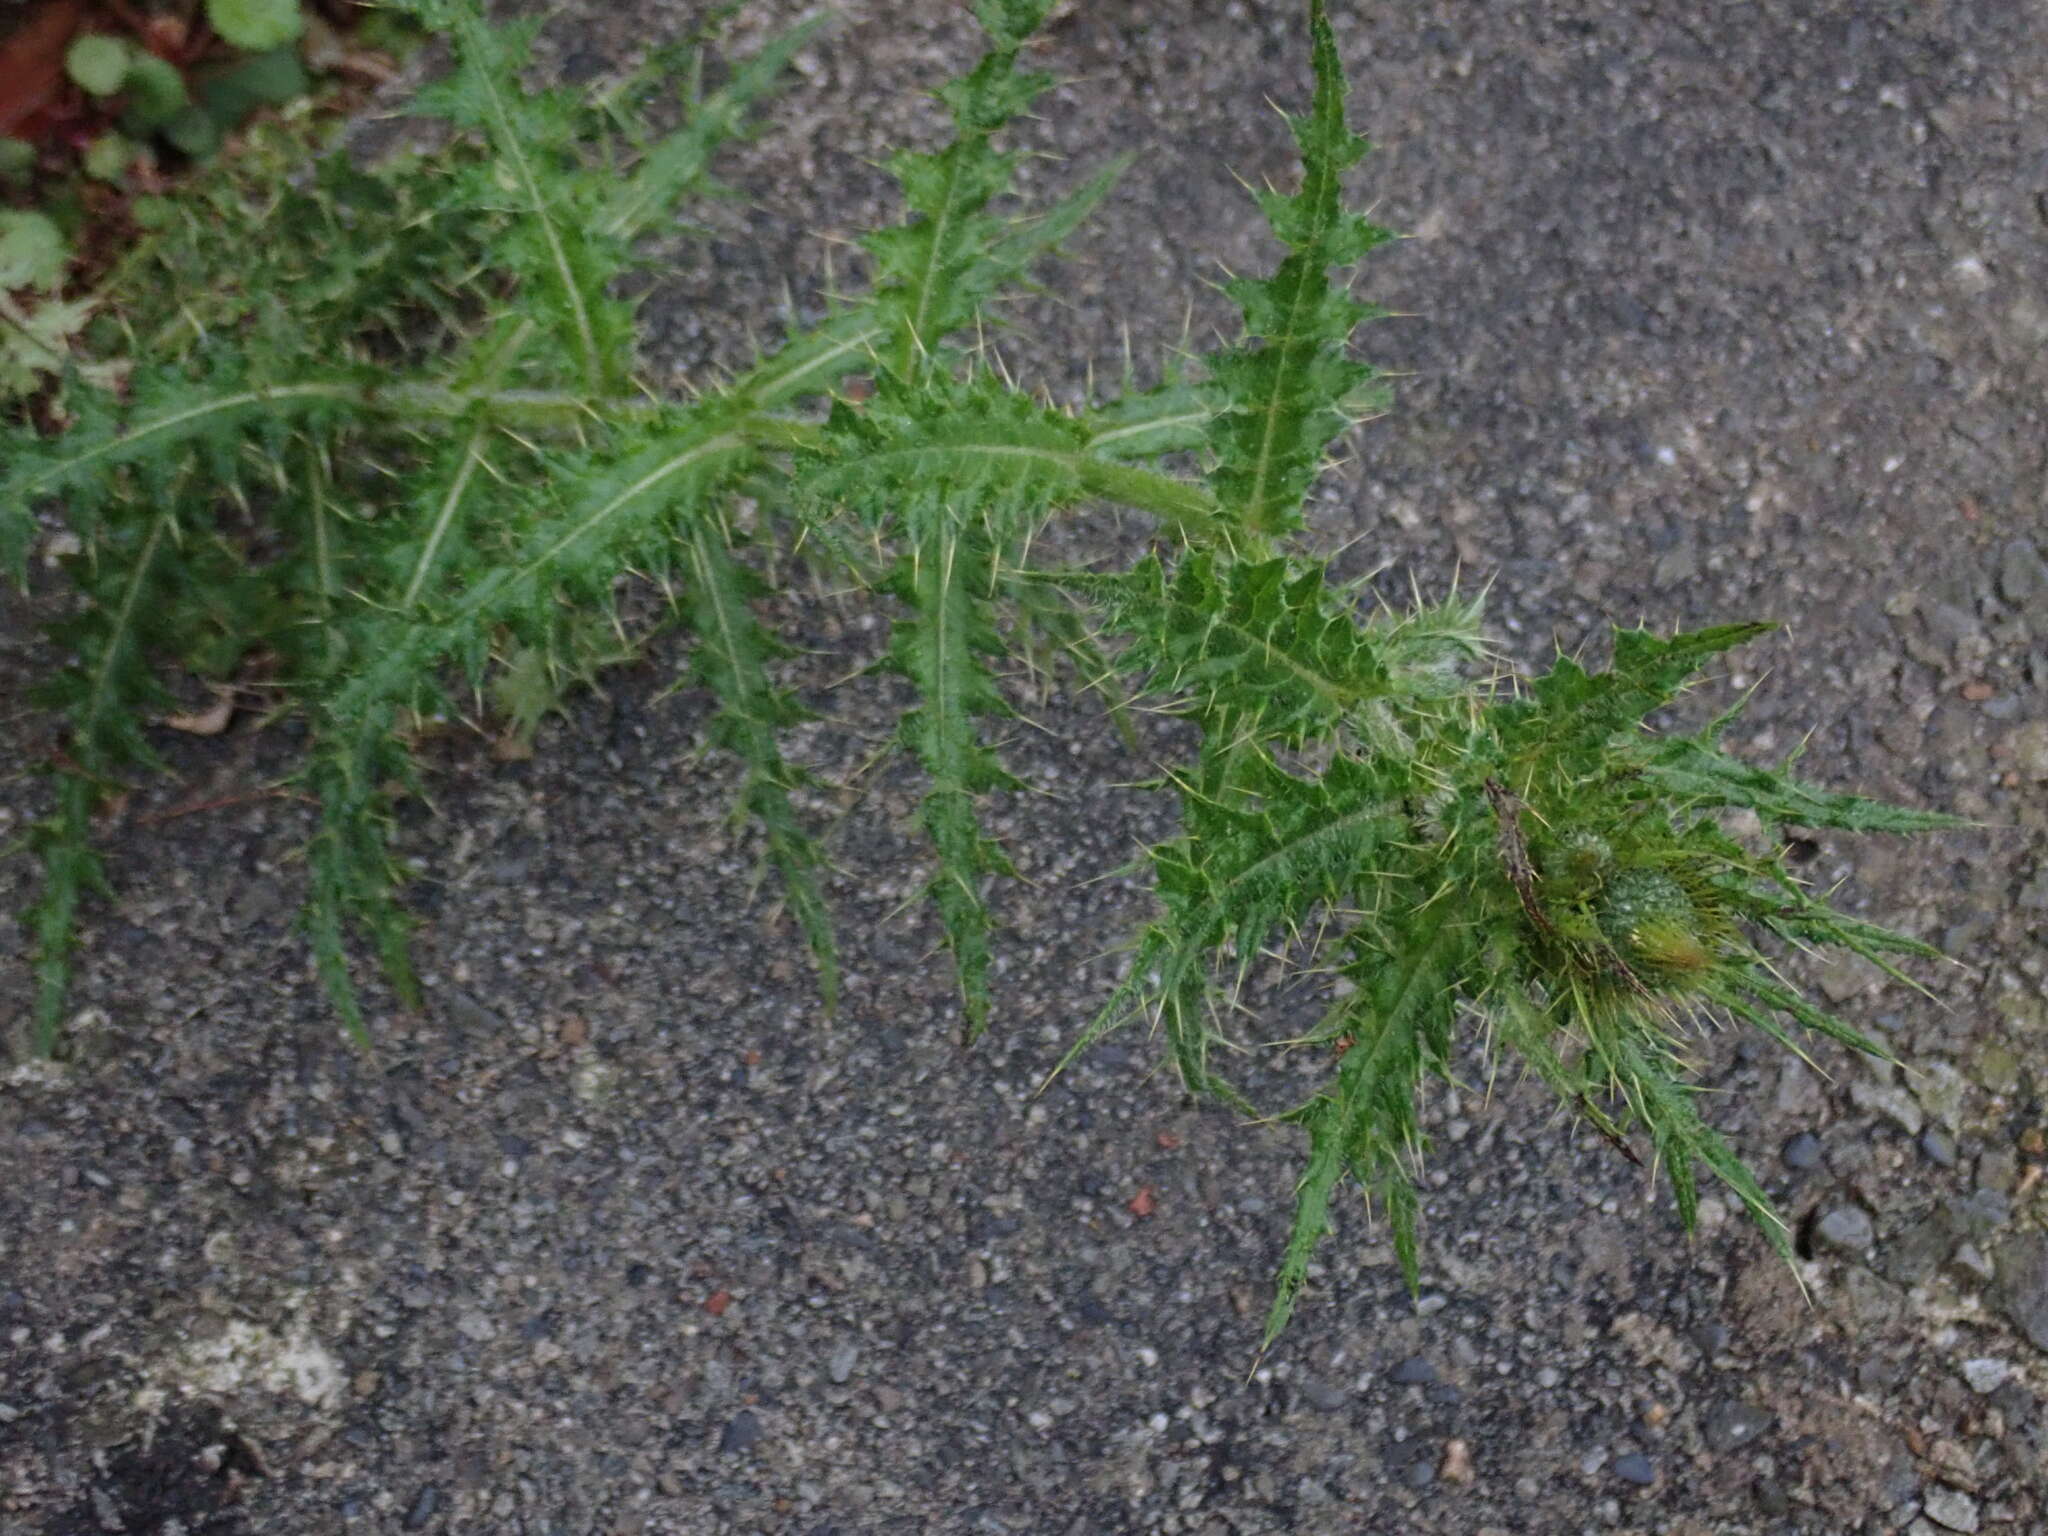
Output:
[
  {"left": 863, "top": 4, "right": 1057, "bottom": 378},
  {"left": 1264, "top": 900, "right": 1469, "bottom": 1346},
  {"left": 1095, "top": 553, "right": 1485, "bottom": 749},
  {"left": 1527, "top": 622, "right": 1772, "bottom": 727},
  {"left": 971, "top": 0, "right": 1056, "bottom": 50},
  {"left": 1082, "top": 749, "right": 1407, "bottom": 1105},
  {"left": 1754, "top": 900, "right": 1945, "bottom": 965},
  {"left": 301, "top": 723, "right": 421, "bottom": 1046},
  {"left": 1263, "top": 1098, "right": 1347, "bottom": 1353},
  {"left": 1082, "top": 381, "right": 1214, "bottom": 461},
  {"left": 1200, "top": 0, "right": 1393, "bottom": 540},
  {"left": 303, "top": 418, "right": 757, "bottom": 1025},
  {"left": 1725, "top": 970, "right": 1895, "bottom": 1061},
  {"left": 1494, "top": 622, "right": 1774, "bottom": 785},
  {"left": 887, "top": 518, "right": 1025, "bottom": 1039},
  {"left": 597, "top": 16, "right": 830, "bottom": 242},
  {"left": 801, "top": 380, "right": 1088, "bottom": 519},
  {"left": 1610, "top": 1033, "right": 1792, "bottom": 1259},
  {"left": 420, "top": 0, "right": 622, "bottom": 391},
  {"left": 25, "top": 777, "right": 114, "bottom": 1054},
  {"left": 2, "top": 365, "right": 368, "bottom": 581},
  {"left": 24, "top": 507, "right": 184, "bottom": 1048},
  {"left": 739, "top": 310, "right": 892, "bottom": 409},
  {"left": 1639, "top": 735, "right": 1968, "bottom": 834},
  {"left": 680, "top": 515, "right": 839, "bottom": 1011}
]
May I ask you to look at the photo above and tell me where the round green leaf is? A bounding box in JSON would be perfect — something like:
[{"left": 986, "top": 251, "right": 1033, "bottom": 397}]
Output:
[
  {"left": 0, "top": 138, "right": 34, "bottom": 180},
  {"left": 164, "top": 106, "right": 222, "bottom": 160},
  {"left": 121, "top": 54, "right": 191, "bottom": 131},
  {"left": 131, "top": 196, "right": 176, "bottom": 232},
  {"left": 66, "top": 34, "right": 133, "bottom": 97},
  {"left": 206, "top": 0, "right": 305, "bottom": 53},
  {"left": 0, "top": 210, "right": 68, "bottom": 291},
  {"left": 83, "top": 133, "right": 137, "bottom": 185},
  {"left": 200, "top": 48, "right": 308, "bottom": 124}
]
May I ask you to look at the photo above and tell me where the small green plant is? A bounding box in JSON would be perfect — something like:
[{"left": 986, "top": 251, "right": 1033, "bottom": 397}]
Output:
[
  {"left": 53, "top": 2, "right": 312, "bottom": 163},
  {"left": 0, "top": 0, "right": 1957, "bottom": 1351},
  {"left": 207, "top": 0, "right": 306, "bottom": 55},
  {"left": 0, "top": 0, "right": 370, "bottom": 402}
]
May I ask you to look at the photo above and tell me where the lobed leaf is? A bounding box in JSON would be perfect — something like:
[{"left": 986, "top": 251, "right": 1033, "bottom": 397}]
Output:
[
  {"left": 415, "top": 0, "right": 631, "bottom": 392},
  {"left": 2, "top": 365, "right": 367, "bottom": 583},
  {"left": 862, "top": 1, "right": 1058, "bottom": 379},
  {"left": 1200, "top": 0, "right": 1393, "bottom": 540},
  {"left": 882, "top": 511, "right": 1030, "bottom": 1039},
  {"left": 597, "top": 16, "right": 831, "bottom": 243},
  {"left": 1639, "top": 735, "right": 1968, "bottom": 835},
  {"left": 1264, "top": 898, "right": 1471, "bottom": 1348},
  {"left": 680, "top": 514, "right": 839, "bottom": 1010}
]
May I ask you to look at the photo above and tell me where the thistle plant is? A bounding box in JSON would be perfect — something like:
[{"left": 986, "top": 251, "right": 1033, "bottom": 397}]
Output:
[{"left": 0, "top": 0, "right": 1957, "bottom": 1351}]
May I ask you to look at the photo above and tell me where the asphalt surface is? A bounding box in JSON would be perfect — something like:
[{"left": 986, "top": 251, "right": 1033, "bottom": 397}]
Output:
[{"left": 3, "top": 1, "right": 2046, "bottom": 1532}]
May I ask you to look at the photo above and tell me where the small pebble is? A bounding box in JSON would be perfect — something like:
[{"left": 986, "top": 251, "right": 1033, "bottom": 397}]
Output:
[
  {"left": 1781, "top": 1132, "right": 1823, "bottom": 1171},
  {"left": 403, "top": 1485, "right": 441, "bottom": 1530},
  {"left": 1953, "top": 1188, "right": 2012, "bottom": 1241},
  {"left": 1074, "top": 1295, "right": 1114, "bottom": 1326},
  {"left": 2012, "top": 720, "right": 2048, "bottom": 782},
  {"left": 1960, "top": 1358, "right": 2011, "bottom": 1394},
  {"left": 1389, "top": 1355, "right": 1437, "bottom": 1385},
  {"left": 719, "top": 1410, "right": 761, "bottom": 1455},
  {"left": 1977, "top": 1148, "right": 2020, "bottom": 1195},
  {"left": 828, "top": 1341, "right": 859, "bottom": 1385},
  {"left": 1298, "top": 1378, "right": 1349, "bottom": 1413},
  {"left": 1889, "top": 1208, "right": 1961, "bottom": 1284},
  {"left": 1919, "top": 1129, "right": 1958, "bottom": 1167},
  {"left": 1912, "top": 1060, "right": 1970, "bottom": 1133},
  {"left": 1971, "top": 1043, "right": 2022, "bottom": 1097},
  {"left": 1613, "top": 1452, "right": 1655, "bottom": 1485},
  {"left": 1815, "top": 1204, "right": 1875, "bottom": 1257},
  {"left": 1850, "top": 1078, "right": 1925, "bottom": 1136},
  {"left": 1998, "top": 538, "right": 2048, "bottom": 606},
  {"left": 1923, "top": 1483, "right": 1981, "bottom": 1533},
  {"left": 1703, "top": 1399, "right": 1773, "bottom": 1453},
  {"left": 1952, "top": 1243, "right": 1995, "bottom": 1282}
]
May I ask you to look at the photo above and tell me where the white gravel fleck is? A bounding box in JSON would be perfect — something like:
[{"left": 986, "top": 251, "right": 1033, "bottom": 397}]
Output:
[
  {"left": 1923, "top": 1484, "right": 1981, "bottom": 1533},
  {"left": 1959, "top": 1358, "right": 2010, "bottom": 1394}
]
